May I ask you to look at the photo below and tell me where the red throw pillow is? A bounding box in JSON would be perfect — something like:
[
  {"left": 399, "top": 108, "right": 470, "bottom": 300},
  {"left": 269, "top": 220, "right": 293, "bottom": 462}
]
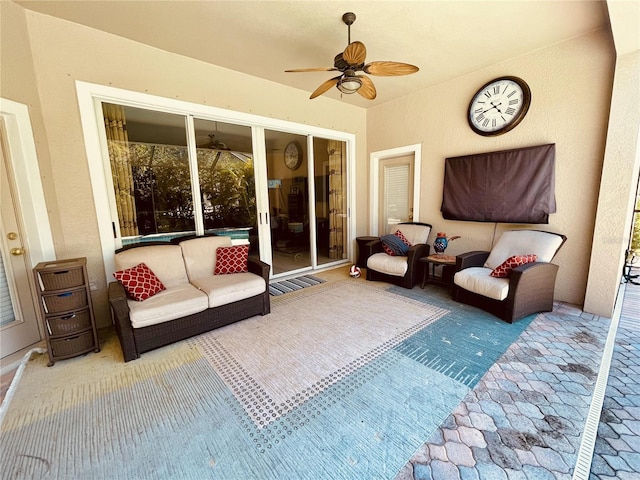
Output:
[
  {"left": 215, "top": 245, "right": 249, "bottom": 275},
  {"left": 382, "top": 229, "right": 412, "bottom": 256},
  {"left": 113, "top": 262, "right": 165, "bottom": 301},
  {"left": 395, "top": 229, "right": 412, "bottom": 247},
  {"left": 490, "top": 254, "right": 538, "bottom": 278}
]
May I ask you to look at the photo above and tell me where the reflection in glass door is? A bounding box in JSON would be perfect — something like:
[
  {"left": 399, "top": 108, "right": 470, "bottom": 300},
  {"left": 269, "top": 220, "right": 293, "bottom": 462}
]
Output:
[{"left": 265, "top": 130, "right": 311, "bottom": 275}]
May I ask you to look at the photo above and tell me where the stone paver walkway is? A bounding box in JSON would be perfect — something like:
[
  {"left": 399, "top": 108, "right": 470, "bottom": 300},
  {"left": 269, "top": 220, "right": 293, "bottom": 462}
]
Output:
[{"left": 395, "top": 283, "right": 640, "bottom": 479}]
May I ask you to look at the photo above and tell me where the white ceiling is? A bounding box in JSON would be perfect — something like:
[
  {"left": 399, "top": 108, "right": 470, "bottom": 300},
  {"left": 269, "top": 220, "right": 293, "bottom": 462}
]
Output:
[{"left": 16, "top": 0, "right": 611, "bottom": 108}]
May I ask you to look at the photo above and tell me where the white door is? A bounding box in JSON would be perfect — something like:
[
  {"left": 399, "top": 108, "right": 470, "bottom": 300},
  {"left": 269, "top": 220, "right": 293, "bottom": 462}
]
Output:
[
  {"left": 379, "top": 156, "right": 414, "bottom": 234},
  {"left": 0, "top": 125, "right": 42, "bottom": 359}
]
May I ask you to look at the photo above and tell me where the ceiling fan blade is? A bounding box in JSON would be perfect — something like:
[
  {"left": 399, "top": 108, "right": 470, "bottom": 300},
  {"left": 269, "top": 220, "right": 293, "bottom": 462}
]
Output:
[
  {"left": 285, "top": 67, "right": 339, "bottom": 73},
  {"left": 357, "top": 76, "right": 377, "bottom": 100},
  {"left": 343, "top": 41, "right": 367, "bottom": 65},
  {"left": 363, "top": 61, "right": 419, "bottom": 76},
  {"left": 310, "top": 76, "right": 341, "bottom": 99}
]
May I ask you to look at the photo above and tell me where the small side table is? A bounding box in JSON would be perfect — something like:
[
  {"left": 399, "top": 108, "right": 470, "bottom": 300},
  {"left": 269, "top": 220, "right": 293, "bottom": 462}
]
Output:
[
  {"left": 356, "top": 236, "right": 378, "bottom": 268},
  {"left": 420, "top": 254, "right": 457, "bottom": 288}
]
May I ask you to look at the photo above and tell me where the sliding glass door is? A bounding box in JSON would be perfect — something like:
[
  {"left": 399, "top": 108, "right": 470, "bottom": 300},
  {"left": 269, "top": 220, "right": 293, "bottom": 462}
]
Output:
[
  {"left": 261, "top": 131, "right": 348, "bottom": 275},
  {"left": 98, "top": 97, "right": 350, "bottom": 279}
]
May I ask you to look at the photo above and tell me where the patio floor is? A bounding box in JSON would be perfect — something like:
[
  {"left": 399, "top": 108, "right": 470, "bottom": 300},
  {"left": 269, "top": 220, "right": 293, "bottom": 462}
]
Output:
[
  {"left": 397, "top": 279, "right": 639, "bottom": 480},
  {"left": 1, "top": 278, "right": 638, "bottom": 478}
]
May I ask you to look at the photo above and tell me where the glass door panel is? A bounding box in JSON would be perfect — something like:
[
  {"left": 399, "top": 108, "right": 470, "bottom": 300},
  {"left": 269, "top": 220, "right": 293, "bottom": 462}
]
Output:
[
  {"left": 103, "top": 103, "right": 194, "bottom": 245},
  {"left": 313, "top": 137, "right": 347, "bottom": 266},
  {"left": 265, "top": 130, "right": 311, "bottom": 275},
  {"left": 193, "top": 119, "right": 257, "bottom": 252}
]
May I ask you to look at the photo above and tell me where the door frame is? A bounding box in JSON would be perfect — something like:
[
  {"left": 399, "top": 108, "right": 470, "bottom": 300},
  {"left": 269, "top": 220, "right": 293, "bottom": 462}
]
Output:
[
  {"left": 0, "top": 98, "right": 56, "bottom": 366},
  {"left": 369, "top": 144, "right": 422, "bottom": 236},
  {"left": 75, "top": 81, "right": 356, "bottom": 282}
]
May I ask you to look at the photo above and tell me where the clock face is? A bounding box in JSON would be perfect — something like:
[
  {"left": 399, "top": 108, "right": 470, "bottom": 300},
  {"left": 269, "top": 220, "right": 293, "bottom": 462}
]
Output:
[
  {"left": 468, "top": 76, "right": 531, "bottom": 136},
  {"left": 284, "top": 142, "right": 302, "bottom": 170}
]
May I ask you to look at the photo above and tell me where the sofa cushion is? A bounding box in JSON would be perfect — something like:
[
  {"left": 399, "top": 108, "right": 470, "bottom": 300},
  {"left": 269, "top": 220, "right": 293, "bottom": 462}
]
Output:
[
  {"left": 484, "top": 230, "right": 564, "bottom": 270},
  {"left": 113, "top": 262, "right": 165, "bottom": 301},
  {"left": 192, "top": 272, "right": 266, "bottom": 308},
  {"left": 490, "top": 254, "right": 538, "bottom": 278},
  {"left": 127, "top": 284, "right": 209, "bottom": 328},
  {"left": 215, "top": 245, "right": 249, "bottom": 274},
  {"left": 454, "top": 267, "right": 510, "bottom": 301},
  {"left": 393, "top": 224, "right": 431, "bottom": 246},
  {"left": 366, "top": 252, "right": 408, "bottom": 277},
  {"left": 178, "top": 236, "right": 233, "bottom": 282},
  {"left": 115, "top": 245, "right": 189, "bottom": 289}
]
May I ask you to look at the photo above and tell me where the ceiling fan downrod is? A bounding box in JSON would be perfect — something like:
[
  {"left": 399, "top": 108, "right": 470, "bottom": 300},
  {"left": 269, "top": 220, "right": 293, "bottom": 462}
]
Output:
[{"left": 342, "top": 12, "right": 356, "bottom": 45}]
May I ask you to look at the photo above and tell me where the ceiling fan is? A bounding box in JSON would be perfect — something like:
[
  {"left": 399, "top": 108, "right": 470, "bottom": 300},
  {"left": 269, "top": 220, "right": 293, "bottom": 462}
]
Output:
[
  {"left": 196, "top": 133, "right": 230, "bottom": 151},
  {"left": 285, "top": 12, "right": 419, "bottom": 100}
]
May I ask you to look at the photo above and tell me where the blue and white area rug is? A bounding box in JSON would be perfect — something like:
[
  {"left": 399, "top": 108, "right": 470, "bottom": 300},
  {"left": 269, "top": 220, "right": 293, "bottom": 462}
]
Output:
[{"left": 0, "top": 278, "right": 534, "bottom": 479}]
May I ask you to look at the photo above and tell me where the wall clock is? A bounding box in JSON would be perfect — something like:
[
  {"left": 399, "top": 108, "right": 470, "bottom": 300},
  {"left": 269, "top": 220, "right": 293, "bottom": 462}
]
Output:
[
  {"left": 468, "top": 76, "right": 531, "bottom": 136},
  {"left": 284, "top": 142, "right": 302, "bottom": 170}
]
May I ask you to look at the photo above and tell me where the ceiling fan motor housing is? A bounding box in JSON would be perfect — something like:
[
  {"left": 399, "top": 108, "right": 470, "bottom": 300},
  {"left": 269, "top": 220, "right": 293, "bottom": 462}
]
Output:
[{"left": 334, "top": 53, "right": 363, "bottom": 71}]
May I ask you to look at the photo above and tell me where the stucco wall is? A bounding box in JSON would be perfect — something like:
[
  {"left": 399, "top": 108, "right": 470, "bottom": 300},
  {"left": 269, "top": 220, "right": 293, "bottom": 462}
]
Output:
[
  {"left": 2, "top": 7, "right": 367, "bottom": 327},
  {"left": 0, "top": 2, "right": 64, "bottom": 250},
  {"left": 367, "top": 29, "right": 616, "bottom": 308}
]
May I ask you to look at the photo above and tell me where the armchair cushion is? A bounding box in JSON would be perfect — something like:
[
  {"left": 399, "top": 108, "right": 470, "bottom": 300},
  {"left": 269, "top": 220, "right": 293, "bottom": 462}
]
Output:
[
  {"left": 490, "top": 254, "right": 538, "bottom": 278},
  {"left": 484, "top": 230, "right": 564, "bottom": 270},
  {"left": 366, "top": 252, "right": 409, "bottom": 277},
  {"left": 395, "top": 224, "right": 430, "bottom": 246},
  {"left": 454, "top": 267, "right": 510, "bottom": 300}
]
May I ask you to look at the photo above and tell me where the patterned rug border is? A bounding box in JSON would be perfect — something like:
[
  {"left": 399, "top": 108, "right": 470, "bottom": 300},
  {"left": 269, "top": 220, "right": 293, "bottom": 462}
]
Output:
[{"left": 191, "top": 279, "right": 449, "bottom": 429}]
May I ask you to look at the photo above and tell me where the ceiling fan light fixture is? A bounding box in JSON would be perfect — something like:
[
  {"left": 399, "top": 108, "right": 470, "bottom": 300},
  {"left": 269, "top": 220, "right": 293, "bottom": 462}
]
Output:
[{"left": 337, "top": 76, "right": 362, "bottom": 94}]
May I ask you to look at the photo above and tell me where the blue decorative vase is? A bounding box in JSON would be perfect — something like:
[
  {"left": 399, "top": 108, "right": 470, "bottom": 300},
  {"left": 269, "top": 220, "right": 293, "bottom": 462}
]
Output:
[{"left": 433, "top": 233, "right": 448, "bottom": 255}]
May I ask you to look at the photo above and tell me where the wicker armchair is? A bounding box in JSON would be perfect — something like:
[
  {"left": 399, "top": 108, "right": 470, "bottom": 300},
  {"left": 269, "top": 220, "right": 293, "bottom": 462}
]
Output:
[
  {"left": 451, "top": 230, "right": 567, "bottom": 323},
  {"left": 364, "top": 222, "right": 432, "bottom": 289}
]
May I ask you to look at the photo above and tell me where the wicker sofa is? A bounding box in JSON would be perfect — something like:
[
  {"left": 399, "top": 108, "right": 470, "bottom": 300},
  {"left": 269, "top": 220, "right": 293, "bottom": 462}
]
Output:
[{"left": 108, "top": 235, "right": 270, "bottom": 362}]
